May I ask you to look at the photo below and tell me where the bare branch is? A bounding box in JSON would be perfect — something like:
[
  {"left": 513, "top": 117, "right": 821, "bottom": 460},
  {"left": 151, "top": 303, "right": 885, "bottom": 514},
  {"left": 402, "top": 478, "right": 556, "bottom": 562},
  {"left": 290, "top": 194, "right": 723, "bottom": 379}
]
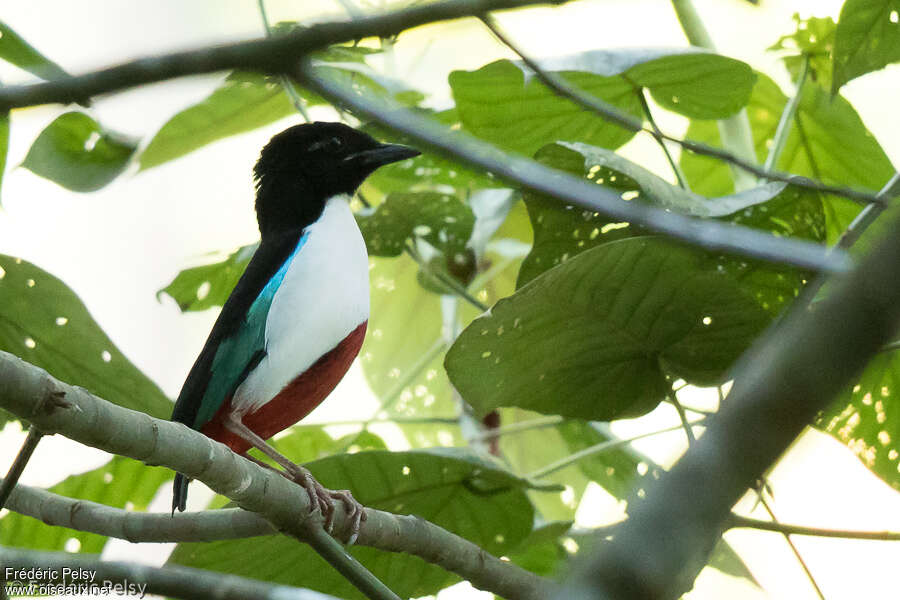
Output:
[
  {"left": 0, "top": 350, "right": 556, "bottom": 600},
  {"left": 0, "top": 425, "right": 43, "bottom": 510},
  {"left": 557, "top": 183, "right": 900, "bottom": 600},
  {"left": 727, "top": 514, "right": 900, "bottom": 541},
  {"left": 296, "top": 62, "right": 851, "bottom": 274},
  {"left": 0, "top": 0, "right": 567, "bottom": 110},
  {"left": 0, "top": 547, "right": 339, "bottom": 600}
]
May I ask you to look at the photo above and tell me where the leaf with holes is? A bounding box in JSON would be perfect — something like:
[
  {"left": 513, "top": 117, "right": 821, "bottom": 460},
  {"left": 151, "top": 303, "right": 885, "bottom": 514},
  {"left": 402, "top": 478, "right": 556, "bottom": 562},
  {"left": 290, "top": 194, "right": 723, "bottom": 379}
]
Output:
[
  {"left": 0, "top": 20, "right": 68, "bottom": 80},
  {"left": 445, "top": 238, "right": 770, "bottom": 420},
  {"left": 832, "top": 0, "right": 900, "bottom": 93},
  {"left": 169, "top": 448, "right": 535, "bottom": 600},
  {"left": 816, "top": 351, "right": 900, "bottom": 491},
  {"left": 356, "top": 191, "right": 475, "bottom": 258},
  {"left": 158, "top": 244, "right": 255, "bottom": 312},
  {"left": 0, "top": 456, "right": 171, "bottom": 553},
  {"left": 516, "top": 142, "right": 814, "bottom": 290},
  {"left": 0, "top": 254, "right": 171, "bottom": 418},
  {"left": 23, "top": 112, "right": 137, "bottom": 192},
  {"left": 680, "top": 73, "right": 895, "bottom": 242}
]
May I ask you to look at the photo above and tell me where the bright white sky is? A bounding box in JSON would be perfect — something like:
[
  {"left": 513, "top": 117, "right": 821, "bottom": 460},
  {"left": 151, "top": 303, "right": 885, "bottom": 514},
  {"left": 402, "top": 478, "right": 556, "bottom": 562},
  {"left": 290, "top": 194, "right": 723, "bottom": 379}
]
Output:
[{"left": 1, "top": 1, "right": 899, "bottom": 599}]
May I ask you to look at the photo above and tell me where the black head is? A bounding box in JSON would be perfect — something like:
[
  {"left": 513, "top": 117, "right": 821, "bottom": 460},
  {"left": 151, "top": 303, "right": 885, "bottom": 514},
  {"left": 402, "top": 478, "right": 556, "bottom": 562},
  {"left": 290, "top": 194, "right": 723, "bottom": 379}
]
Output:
[{"left": 253, "top": 122, "right": 419, "bottom": 236}]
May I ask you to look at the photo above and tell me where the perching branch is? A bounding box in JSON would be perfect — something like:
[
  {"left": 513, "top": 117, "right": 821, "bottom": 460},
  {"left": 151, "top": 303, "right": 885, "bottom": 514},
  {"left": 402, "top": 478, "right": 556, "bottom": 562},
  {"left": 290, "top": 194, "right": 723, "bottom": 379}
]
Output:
[
  {"left": 0, "top": 350, "right": 556, "bottom": 600},
  {"left": 0, "top": 547, "right": 339, "bottom": 600},
  {"left": 557, "top": 182, "right": 900, "bottom": 600},
  {"left": 296, "top": 62, "right": 849, "bottom": 274}
]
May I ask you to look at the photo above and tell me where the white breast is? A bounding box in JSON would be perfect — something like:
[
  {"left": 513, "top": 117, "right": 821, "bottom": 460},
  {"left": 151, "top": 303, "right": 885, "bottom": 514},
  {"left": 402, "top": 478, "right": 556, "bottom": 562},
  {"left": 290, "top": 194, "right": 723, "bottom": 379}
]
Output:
[{"left": 231, "top": 195, "right": 370, "bottom": 416}]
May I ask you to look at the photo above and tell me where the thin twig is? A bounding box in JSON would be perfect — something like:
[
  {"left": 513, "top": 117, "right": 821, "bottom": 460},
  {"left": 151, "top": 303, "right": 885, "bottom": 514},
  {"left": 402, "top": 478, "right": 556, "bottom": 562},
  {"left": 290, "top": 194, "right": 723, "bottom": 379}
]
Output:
[
  {"left": 0, "top": 425, "right": 43, "bottom": 511},
  {"left": 470, "top": 415, "right": 565, "bottom": 440},
  {"left": 257, "top": 0, "right": 310, "bottom": 121},
  {"left": 758, "top": 490, "right": 825, "bottom": 600},
  {"left": 405, "top": 241, "right": 489, "bottom": 311},
  {"left": 304, "top": 525, "right": 401, "bottom": 600},
  {"left": 638, "top": 89, "right": 689, "bottom": 190},
  {"left": 477, "top": 14, "right": 881, "bottom": 205},
  {"left": 728, "top": 514, "right": 900, "bottom": 541},
  {"left": 297, "top": 63, "right": 851, "bottom": 274},
  {"left": 668, "top": 395, "right": 696, "bottom": 446},
  {"left": 528, "top": 420, "right": 705, "bottom": 480}
]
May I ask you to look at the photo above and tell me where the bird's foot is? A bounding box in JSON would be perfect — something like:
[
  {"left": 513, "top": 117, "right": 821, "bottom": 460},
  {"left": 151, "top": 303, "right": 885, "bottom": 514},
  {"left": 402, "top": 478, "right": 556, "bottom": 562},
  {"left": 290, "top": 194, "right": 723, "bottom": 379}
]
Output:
[{"left": 287, "top": 465, "right": 367, "bottom": 544}]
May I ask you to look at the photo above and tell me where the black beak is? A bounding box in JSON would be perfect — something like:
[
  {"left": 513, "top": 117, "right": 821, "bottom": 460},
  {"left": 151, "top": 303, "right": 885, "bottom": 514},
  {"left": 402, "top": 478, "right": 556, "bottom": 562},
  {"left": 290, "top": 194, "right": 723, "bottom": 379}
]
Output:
[{"left": 349, "top": 143, "right": 420, "bottom": 168}]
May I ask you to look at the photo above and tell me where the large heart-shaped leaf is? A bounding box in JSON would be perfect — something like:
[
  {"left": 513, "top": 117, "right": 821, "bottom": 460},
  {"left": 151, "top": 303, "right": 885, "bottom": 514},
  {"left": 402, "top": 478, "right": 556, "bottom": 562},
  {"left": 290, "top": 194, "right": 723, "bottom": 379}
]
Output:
[
  {"left": 832, "top": 0, "right": 900, "bottom": 93},
  {"left": 169, "top": 449, "right": 535, "bottom": 600},
  {"left": 23, "top": 112, "right": 137, "bottom": 192},
  {"left": 0, "top": 254, "right": 171, "bottom": 418},
  {"left": 445, "top": 238, "right": 770, "bottom": 420}
]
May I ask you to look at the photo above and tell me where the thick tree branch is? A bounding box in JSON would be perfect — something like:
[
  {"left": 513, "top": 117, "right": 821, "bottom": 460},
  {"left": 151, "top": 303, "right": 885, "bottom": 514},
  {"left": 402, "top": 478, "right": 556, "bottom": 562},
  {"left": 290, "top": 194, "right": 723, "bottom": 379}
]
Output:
[
  {"left": 0, "top": 0, "right": 567, "bottom": 110},
  {"left": 0, "top": 350, "right": 556, "bottom": 600},
  {"left": 0, "top": 547, "right": 338, "bottom": 600},
  {"left": 296, "top": 63, "right": 850, "bottom": 274},
  {"left": 557, "top": 184, "right": 900, "bottom": 599}
]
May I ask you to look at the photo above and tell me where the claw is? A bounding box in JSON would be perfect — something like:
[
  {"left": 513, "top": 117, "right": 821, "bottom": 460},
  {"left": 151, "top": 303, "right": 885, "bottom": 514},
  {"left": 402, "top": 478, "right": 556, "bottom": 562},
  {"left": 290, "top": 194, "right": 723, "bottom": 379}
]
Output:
[{"left": 286, "top": 467, "right": 366, "bottom": 543}]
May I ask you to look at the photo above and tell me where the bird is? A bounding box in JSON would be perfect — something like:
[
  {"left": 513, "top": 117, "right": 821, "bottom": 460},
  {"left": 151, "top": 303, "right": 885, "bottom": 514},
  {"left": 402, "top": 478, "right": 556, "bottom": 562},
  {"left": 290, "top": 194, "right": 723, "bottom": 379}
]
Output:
[{"left": 170, "top": 122, "right": 420, "bottom": 538}]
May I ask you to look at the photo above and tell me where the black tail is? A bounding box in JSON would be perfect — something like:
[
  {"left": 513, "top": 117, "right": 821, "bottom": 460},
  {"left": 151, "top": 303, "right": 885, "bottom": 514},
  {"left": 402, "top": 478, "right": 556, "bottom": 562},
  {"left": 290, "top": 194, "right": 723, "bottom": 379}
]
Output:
[{"left": 172, "top": 473, "right": 190, "bottom": 513}]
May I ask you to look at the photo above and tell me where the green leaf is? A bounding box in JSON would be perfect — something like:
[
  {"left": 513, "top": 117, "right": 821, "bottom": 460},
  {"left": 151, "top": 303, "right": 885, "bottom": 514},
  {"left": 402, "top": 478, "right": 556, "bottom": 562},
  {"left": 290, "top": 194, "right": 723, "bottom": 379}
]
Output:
[
  {"left": 680, "top": 73, "right": 895, "bottom": 241},
  {"left": 832, "top": 0, "right": 900, "bottom": 93},
  {"left": 169, "top": 449, "right": 535, "bottom": 600},
  {"left": 505, "top": 520, "right": 573, "bottom": 576},
  {"left": 445, "top": 238, "right": 770, "bottom": 421},
  {"left": 139, "top": 72, "right": 297, "bottom": 170},
  {"left": 0, "top": 110, "right": 8, "bottom": 200},
  {"left": 361, "top": 255, "right": 461, "bottom": 448},
  {"left": 0, "top": 456, "right": 171, "bottom": 552},
  {"left": 621, "top": 50, "right": 755, "bottom": 119},
  {"left": 0, "top": 254, "right": 171, "bottom": 418},
  {"left": 139, "top": 45, "right": 405, "bottom": 170},
  {"left": 158, "top": 244, "right": 255, "bottom": 312},
  {"left": 0, "top": 21, "right": 68, "bottom": 80},
  {"left": 769, "top": 14, "right": 837, "bottom": 90},
  {"left": 517, "top": 141, "right": 812, "bottom": 290},
  {"left": 816, "top": 351, "right": 900, "bottom": 491},
  {"left": 22, "top": 112, "right": 137, "bottom": 192},
  {"left": 362, "top": 111, "right": 502, "bottom": 196},
  {"left": 356, "top": 192, "right": 475, "bottom": 257},
  {"left": 449, "top": 59, "right": 642, "bottom": 156}
]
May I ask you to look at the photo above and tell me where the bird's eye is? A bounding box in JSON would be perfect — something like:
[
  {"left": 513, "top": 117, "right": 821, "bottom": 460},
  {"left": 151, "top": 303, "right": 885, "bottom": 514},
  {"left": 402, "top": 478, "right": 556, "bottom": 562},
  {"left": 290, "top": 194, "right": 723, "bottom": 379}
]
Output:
[{"left": 308, "top": 137, "right": 343, "bottom": 153}]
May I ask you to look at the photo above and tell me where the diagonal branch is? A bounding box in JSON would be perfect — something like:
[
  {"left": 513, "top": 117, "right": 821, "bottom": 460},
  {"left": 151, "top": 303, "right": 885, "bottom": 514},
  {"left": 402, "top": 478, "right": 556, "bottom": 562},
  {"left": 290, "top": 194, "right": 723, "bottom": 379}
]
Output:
[
  {"left": 0, "top": 0, "right": 568, "bottom": 109},
  {"left": 0, "top": 350, "right": 556, "bottom": 600},
  {"left": 295, "top": 62, "right": 850, "bottom": 274},
  {"left": 555, "top": 177, "right": 900, "bottom": 600}
]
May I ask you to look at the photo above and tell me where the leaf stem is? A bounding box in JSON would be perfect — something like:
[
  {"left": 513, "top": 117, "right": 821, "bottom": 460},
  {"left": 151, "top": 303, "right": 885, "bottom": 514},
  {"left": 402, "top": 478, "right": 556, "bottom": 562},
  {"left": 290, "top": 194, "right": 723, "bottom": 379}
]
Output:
[
  {"left": 470, "top": 415, "right": 565, "bottom": 440},
  {"left": 0, "top": 425, "right": 43, "bottom": 511},
  {"left": 638, "top": 89, "right": 689, "bottom": 190},
  {"left": 763, "top": 55, "right": 809, "bottom": 172},
  {"left": 405, "top": 241, "right": 489, "bottom": 311},
  {"left": 256, "top": 0, "right": 312, "bottom": 122}
]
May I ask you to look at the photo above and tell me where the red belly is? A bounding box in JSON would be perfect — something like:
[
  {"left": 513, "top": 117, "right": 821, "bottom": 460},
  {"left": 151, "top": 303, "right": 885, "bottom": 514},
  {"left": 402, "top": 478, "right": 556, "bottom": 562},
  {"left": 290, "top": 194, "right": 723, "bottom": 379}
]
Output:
[{"left": 201, "top": 320, "right": 367, "bottom": 454}]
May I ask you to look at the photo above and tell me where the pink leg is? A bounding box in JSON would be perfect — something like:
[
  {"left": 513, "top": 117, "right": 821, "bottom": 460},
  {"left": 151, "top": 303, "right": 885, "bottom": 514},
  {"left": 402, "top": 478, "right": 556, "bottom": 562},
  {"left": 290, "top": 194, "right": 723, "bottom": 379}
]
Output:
[{"left": 224, "top": 414, "right": 366, "bottom": 542}]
